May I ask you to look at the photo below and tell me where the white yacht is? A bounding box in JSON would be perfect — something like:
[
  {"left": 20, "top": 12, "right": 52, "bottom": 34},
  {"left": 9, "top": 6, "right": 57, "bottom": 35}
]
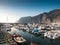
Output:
[{"left": 44, "top": 30, "right": 60, "bottom": 39}]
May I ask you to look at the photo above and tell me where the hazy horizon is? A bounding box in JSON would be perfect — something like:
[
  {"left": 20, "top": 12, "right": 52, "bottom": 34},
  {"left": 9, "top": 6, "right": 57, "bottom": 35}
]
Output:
[{"left": 0, "top": 0, "right": 60, "bottom": 23}]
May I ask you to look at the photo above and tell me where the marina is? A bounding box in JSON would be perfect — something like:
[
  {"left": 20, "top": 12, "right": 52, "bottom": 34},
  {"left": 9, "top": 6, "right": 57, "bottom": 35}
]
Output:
[
  {"left": 0, "top": 23, "right": 60, "bottom": 45},
  {"left": 0, "top": 0, "right": 60, "bottom": 45},
  {"left": 8, "top": 28, "right": 60, "bottom": 45}
]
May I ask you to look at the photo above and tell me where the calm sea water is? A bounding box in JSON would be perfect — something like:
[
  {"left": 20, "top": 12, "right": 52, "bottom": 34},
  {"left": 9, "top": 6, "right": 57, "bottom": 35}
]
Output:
[{"left": 8, "top": 30, "right": 60, "bottom": 45}]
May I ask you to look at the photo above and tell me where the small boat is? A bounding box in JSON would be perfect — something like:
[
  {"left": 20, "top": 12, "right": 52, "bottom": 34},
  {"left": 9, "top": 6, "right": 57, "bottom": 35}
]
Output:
[
  {"left": 12, "top": 33, "right": 19, "bottom": 37},
  {"left": 12, "top": 33, "right": 26, "bottom": 44},
  {"left": 14, "top": 37, "right": 26, "bottom": 44},
  {"left": 6, "top": 28, "right": 11, "bottom": 31}
]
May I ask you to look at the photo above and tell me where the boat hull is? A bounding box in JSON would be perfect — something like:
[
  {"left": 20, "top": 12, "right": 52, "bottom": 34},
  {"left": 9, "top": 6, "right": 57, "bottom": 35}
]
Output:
[
  {"left": 14, "top": 37, "right": 26, "bottom": 45},
  {"left": 16, "top": 41, "right": 26, "bottom": 45}
]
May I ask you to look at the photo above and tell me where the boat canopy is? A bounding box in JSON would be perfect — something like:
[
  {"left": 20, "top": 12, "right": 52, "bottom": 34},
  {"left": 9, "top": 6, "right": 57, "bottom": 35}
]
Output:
[{"left": 33, "top": 28, "right": 39, "bottom": 32}]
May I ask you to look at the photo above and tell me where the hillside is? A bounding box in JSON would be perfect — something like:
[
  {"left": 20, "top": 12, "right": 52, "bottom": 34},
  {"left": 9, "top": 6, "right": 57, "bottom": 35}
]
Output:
[{"left": 18, "top": 9, "right": 60, "bottom": 24}]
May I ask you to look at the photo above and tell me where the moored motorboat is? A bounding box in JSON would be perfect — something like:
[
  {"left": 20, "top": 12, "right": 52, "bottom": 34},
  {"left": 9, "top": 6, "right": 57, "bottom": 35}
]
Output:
[
  {"left": 14, "top": 37, "right": 26, "bottom": 44},
  {"left": 44, "top": 30, "right": 60, "bottom": 39},
  {"left": 6, "top": 28, "right": 11, "bottom": 31},
  {"left": 32, "top": 28, "right": 39, "bottom": 34},
  {"left": 12, "top": 33, "right": 26, "bottom": 44}
]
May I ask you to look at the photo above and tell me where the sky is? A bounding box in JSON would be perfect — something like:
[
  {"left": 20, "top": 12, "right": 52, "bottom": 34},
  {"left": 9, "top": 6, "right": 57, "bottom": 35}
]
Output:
[{"left": 0, "top": 0, "right": 60, "bottom": 23}]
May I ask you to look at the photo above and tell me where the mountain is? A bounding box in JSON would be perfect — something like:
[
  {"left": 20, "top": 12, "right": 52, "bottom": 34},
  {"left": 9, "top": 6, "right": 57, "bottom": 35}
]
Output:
[
  {"left": 18, "top": 16, "right": 32, "bottom": 24},
  {"left": 18, "top": 9, "right": 60, "bottom": 24}
]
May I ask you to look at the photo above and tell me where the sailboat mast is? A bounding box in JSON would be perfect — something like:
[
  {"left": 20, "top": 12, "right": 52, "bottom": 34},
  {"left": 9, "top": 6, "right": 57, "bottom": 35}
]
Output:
[
  {"left": 30, "top": 35, "right": 33, "bottom": 45},
  {"left": 7, "top": 16, "right": 8, "bottom": 23}
]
